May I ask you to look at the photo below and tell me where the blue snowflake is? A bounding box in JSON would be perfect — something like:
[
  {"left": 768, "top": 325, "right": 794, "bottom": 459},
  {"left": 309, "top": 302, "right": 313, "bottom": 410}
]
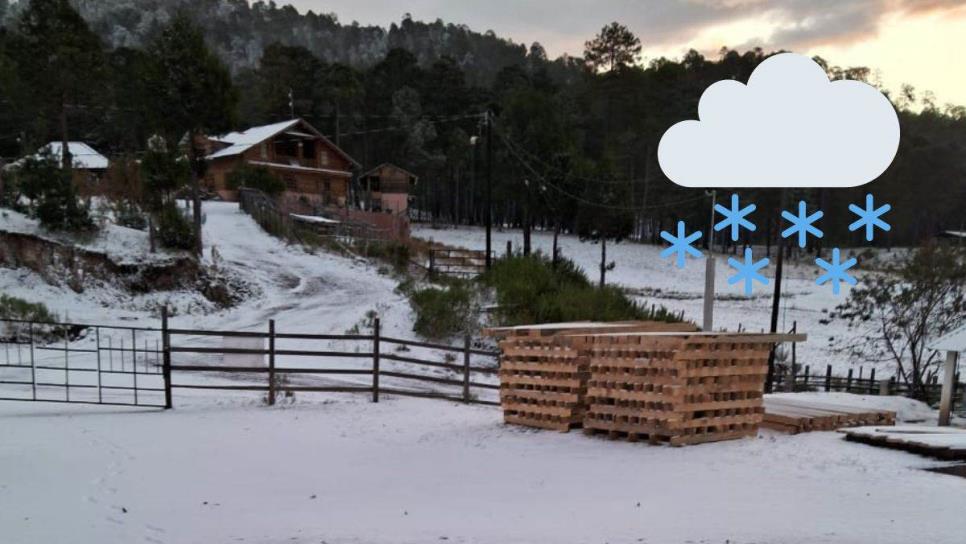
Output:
[
  {"left": 848, "top": 193, "right": 891, "bottom": 242},
  {"left": 781, "top": 200, "right": 824, "bottom": 248},
  {"left": 660, "top": 221, "right": 703, "bottom": 269},
  {"left": 714, "top": 193, "right": 757, "bottom": 241},
  {"left": 727, "top": 248, "right": 769, "bottom": 296},
  {"left": 816, "top": 248, "right": 858, "bottom": 295}
]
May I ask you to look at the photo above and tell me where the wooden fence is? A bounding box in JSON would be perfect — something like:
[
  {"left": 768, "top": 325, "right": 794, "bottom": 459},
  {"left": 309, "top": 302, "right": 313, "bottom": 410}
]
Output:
[
  {"left": 0, "top": 312, "right": 501, "bottom": 410},
  {"left": 774, "top": 362, "right": 964, "bottom": 408}
]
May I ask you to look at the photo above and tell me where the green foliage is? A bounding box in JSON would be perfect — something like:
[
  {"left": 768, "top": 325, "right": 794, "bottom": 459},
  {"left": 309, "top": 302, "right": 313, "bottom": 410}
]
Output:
[
  {"left": 833, "top": 244, "right": 966, "bottom": 400},
  {"left": 156, "top": 201, "right": 194, "bottom": 250},
  {"left": 0, "top": 294, "right": 57, "bottom": 323},
  {"left": 583, "top": 22, "right": 642, "bottom": 72},
  {"left": 480, "top": 253, "right": 683, "bottom": 326},
  {"left": 140, "top": 138, "right": 189, "bottom": 212},
  {"left": 145, "top": 12, "right": 237, "bottom": 139},
  {"left": 225, "top": 164, "right": 285, "bottom": 196},
  {"left": 360, "top": 241, "right": 412, "bottom": 273},
  {"left": 408, "top": 282, "right": 475, "bottom": 339},
  {"left": 35, "top": 180, "right": 95, "bottom": 232},
  {"left": 114, "top": 199, "right": 147, "bottom": 230}
]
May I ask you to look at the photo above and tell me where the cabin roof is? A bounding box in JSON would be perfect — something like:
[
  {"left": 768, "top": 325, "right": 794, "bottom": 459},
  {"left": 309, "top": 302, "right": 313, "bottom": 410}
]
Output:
[
  {"left": 4, "top": 142, "right": 109, "bottom": 171},
  {"left": 206, "top": 118, "right": 359, "bottom": 167},
  {"left": 360, "top": 162, "right": 419, "bottom": 181}
]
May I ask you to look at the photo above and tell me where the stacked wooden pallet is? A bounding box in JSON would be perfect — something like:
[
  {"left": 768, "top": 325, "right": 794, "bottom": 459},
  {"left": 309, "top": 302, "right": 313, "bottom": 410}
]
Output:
[
  {"left": 493, "top": 322, "right": 698, "bottom": 432},
  {"left": 578, "top": 332, "right": 799, "bottom": 446},
  {"left": 762, "top": 397, "right": 896, "bottom": 434}
]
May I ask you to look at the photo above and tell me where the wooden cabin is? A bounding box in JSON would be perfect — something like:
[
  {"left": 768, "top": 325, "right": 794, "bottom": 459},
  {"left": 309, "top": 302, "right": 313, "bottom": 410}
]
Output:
[
  {"left": 2, "top": 142, "right": 108, "bottom": 196},
  {"left": 203, "top": 119, "right": 358, "bottom": 206},
  {"left": 358, "top": 163, "right": 418, "bottom": 214}
]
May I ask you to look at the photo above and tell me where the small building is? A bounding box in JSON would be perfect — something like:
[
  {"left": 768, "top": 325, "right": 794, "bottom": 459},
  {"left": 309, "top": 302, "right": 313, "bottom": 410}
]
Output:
[
  {"left": 358, "top": 163, "right": 418, "bottom": 214},
  {"left": 2, "top": 142, "right": 109, "bottom": 195},
  {"left": 203, "top": 118, "right": 358, "bottom": 207}
]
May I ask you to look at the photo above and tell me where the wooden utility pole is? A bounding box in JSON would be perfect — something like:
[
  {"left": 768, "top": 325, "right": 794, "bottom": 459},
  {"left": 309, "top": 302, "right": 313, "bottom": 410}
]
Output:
[
  {"left": 702, "top": 257, "right": 715, "bottom": 331},
  {"left": 766, "top": 190, "right": 788, "bottom": 393},
  {"left": 60, "top": 94, "right": 71, "bottom": 170},
  {"left": 599, "top": 238, "right": 607, "bottom": 288}
]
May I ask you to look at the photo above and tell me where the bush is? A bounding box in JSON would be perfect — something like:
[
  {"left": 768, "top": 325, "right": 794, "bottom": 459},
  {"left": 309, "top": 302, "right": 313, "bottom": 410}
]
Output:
[
  {"left": 114, "top": 199, "right": 148, "bottom": 230},
  {"left": 480, "top": 253, "right": 684, "bottom": 326},
  {"left": 157, "top": 201, "right": 195, "bottom": 250},
  {"left": 0, "top": 294, "right": 57, "bottom": 323},
  {"left": 363, "top": 241, "right": 412, "bottom": 273},
  {"left": 226, "top": 164, "right": 285, "bottom": 196},
  {"left": 34, "top": 175, "right": 96, "bottom": 232},
  {"left": 408, "top": 282, "right": 475, "bottom": 339}
]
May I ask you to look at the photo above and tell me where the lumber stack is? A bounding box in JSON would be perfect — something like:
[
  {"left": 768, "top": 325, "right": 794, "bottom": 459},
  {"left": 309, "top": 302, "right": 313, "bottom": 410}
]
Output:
[
  {"left": 494, "top": 322, "right": 699, "bottom": 432},
  {"left": 762, "top": 397, "right": 896, "bottom": 434},
  {"left": 580, "top": 333, "right": 782, "bottom": 446}
]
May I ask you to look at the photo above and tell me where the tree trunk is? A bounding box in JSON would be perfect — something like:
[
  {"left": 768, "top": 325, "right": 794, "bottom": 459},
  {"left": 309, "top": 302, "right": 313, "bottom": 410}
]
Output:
[{"left": 189, "top": 131, "right": 203, "bottom": 256}]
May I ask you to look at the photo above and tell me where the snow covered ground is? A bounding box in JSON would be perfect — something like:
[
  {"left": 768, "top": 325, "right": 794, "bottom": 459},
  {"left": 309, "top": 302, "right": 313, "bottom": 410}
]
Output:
[
  {"left": 2, "top": 393, "right": 964, "bottom": 544},
  {"left": 0, "top": 202, "right": 413, "bottom": 337},
  {"left": 413, "top": 225, "right": 891, "bottom": 375}
]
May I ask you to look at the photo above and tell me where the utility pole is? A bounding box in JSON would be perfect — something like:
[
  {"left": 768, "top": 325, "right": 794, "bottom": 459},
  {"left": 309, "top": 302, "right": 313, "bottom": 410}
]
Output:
[
  {"left": 190, "top": 131, "right": 203, "bottom": 256},
  {"left": 485, "top": 110, "right": 493, "bottom": 268},
  {"left": 706, "top": 189, "right": 717, "bottom": 252},
  {"left": 766, "top": 189, "right": 787, "bottom": 393}
]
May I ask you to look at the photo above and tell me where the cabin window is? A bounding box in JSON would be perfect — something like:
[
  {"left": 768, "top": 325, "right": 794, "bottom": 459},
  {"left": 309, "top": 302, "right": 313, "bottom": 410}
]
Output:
[
  {"left": 319, "top": 150, "right": 329, "bottom": 167},
  {"left": 284, "top": 176, "right": 297, "bottom": 191},
  {"left": 260, "top": 143, "right": 268, "bottom": 159},
  {"left": 303, "top": 141, "right": 316, "bottom": 159}
]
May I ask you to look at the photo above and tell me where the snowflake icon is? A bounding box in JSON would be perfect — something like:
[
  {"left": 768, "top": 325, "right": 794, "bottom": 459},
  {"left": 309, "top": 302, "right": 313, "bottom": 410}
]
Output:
[
  {"left": 816, "top": 248, "right": 858, "bottom": 295},
  {"left": 727, "top": 248, "right": 769, "bottom": 296},
  {"left": 781, "top": 200, "right": 824, "bottom": 248},
  {"left": 714, "top": 193, "right": 757, "bottom": 241},
  {"left": 848, "top": 193, "right": 891, "bottom": 242},
  {"left": 660, "top": 221, "right": 703, "bottom": 269}
]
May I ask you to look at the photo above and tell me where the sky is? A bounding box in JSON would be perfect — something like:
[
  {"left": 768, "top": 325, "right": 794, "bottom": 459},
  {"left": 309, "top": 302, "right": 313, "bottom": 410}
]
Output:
[{"left": 281, "top": 0, "right": 966, "bottom": 107}]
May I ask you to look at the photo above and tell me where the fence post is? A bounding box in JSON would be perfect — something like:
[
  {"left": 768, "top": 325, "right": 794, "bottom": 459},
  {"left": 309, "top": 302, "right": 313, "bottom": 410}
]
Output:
[
  {"left": 372, "top": 317, "right": 380, "bottom": 403},
  {"left": 161, "top": 307, "right": 172, "bottom": 409},
  {"left": 462, "top": 334, "right": 471, "bottom": 403},
  {"left": 428, "top": 250, "right": 435, "bottom": 277},
  {"left": 879, "top": 376, "right": 891, "bottom": 396},
  {"left": 28, "top": 322, "right": 36, "bottom": 401},
  {"left": 825, "top": 364, "right": 832, "bottom": 392},
  {"left": 803, "top": 365, "right": 810, "bottom": 389},
  {"left": 268, "top": 319, "right": 276, "bottom": 406},
  {"left": 846, "top": 368, "right": 853, "bottom": 392},
  {"left": 506, "top": 240, "right": 512, "bottom": 258},
  {"left": 869, "top": 368, "right": 876, "bottom": 394}
]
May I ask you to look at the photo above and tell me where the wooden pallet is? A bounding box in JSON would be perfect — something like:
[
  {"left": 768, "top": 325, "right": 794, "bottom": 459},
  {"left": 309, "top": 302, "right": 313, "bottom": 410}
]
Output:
[
  {"left": 496, "top": 322, "right": 699, "bottom": 432},
  {"left": 762, "top": 397, "right": 896, "bottom": 434},
  {"left": 839, "top": 426, "right": 966, "bottom": 461},
  {"left": 577, "top": 333, "right": 789, "bottom": 446}
]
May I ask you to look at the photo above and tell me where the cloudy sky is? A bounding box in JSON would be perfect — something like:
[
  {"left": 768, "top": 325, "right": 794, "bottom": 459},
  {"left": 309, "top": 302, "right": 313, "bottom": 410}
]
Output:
[{"left": 282, "top": 0, "right": 966, "bottom": 107}]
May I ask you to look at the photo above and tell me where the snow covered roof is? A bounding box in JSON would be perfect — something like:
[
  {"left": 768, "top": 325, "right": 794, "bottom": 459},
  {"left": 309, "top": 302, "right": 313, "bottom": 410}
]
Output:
[
  {"left": 206, "top": 118, "right": 359, "bottom": 167},
  {"left": 4, "top": 142, "right": 109, "bottom": 171},
  {"left": 931, "top": 324, "right": 966, "bottom": 352},
  {"left": 207, "top": 119, "right": 300, "bottom": 160}
]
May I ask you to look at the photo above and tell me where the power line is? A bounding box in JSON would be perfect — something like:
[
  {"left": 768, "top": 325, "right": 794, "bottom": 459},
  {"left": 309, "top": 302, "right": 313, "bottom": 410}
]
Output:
[{"left": 496, "top": 126, "right": 709, "bottom": 212}]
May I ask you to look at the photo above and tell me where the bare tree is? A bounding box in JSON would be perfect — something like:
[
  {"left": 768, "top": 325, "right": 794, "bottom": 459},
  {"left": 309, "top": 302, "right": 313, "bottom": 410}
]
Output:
[{"left": 832, "top": 244, "right": 966, "bottom": 399}]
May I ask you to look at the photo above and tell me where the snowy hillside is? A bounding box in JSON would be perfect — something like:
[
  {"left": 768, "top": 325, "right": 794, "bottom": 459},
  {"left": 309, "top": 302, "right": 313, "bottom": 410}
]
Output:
[
  {"left": 0, "top": 202, "right": 413, "bottom": 338},
  {"left": 414, "top": 224, "right": 877, "bottom": 375}
]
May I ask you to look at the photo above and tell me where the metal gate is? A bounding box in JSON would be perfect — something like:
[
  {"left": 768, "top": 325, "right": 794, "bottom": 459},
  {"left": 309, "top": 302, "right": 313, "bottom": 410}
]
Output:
[{"left": 0, "top": 318, "right": 167, "bottom": 408}]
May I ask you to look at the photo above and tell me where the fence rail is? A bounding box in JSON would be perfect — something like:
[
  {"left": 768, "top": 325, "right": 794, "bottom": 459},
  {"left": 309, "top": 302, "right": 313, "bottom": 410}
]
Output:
[
  {"left": 1, "top": 312, "right": 501, "bottom": 410},
  {"left": 774, "top": 362, "right": 964, "bottom": 408}
]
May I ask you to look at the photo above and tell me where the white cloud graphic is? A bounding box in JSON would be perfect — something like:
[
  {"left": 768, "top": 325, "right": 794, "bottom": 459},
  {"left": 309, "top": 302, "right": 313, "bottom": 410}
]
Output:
[{"left": 657, "top": 52, "right": 900, "bottom": 188}]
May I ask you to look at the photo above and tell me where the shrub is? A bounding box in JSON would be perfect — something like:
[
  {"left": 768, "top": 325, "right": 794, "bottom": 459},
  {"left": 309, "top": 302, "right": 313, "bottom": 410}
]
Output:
[
  {"left": 226, "top": 164, "right": 285, "bottom": 196},
  {"left": 363, "top": 241, "right": 412, "bottom": 273},
  {"left": 157, "top": 201, "right": 195, "bottom": 250},
  {"left": 480, "top": 253, "right": 684, "bottom": 326},
  {"left": 114, "top": 199, "right": 148, "bottom": 230},
  {"left": 34, "top": 174, "right": 96, "bottom": 232},
  {"left": 408, "top": 282, "right": 475, "bottom": 339},
  {"left": 0, "top": 294, "right": 57, "bottom": 323}
]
